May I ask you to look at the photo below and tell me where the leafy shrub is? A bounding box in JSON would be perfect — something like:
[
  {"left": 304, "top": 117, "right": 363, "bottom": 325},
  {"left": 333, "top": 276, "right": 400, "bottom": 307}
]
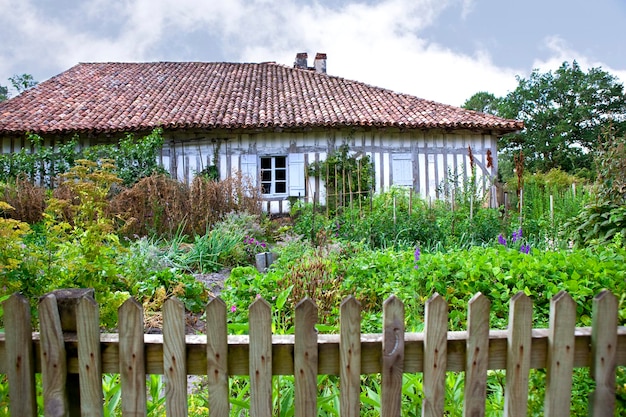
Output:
[
  {"left": 82, "top": 128, "right": 167, "bottom": 187},
  {"left": 0, "top": 202, "right": 32, "bottom": 295},
  {"left": 0, "top": 133, "right": 78, "bottom": 185},
  {"left": 565, "top": 131, "right": 626, "bottom": 246}
]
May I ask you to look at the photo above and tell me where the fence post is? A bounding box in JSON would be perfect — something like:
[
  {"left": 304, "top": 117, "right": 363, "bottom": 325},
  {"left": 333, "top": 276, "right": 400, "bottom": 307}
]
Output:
[
  {"left": 3, "top": 293, "right": 37, "bottom": 416},
  {"left": 46, "top": 288, "right": 95, "bottom": 417},
  {"left": 589, "top": 290, "right": 618, "bottom": 416}
]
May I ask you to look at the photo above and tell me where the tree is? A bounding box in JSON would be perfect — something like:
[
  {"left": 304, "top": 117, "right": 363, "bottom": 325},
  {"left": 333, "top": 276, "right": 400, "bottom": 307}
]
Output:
[
  {"left": 497, "top": 61, "right": 626, "bottom": 174},
  {"left": 9, "top": 73, "right": 38, "bottom": 93},
  {"left": 462, "top": 91, "right": 501, "bottom": 115},
  {"left": 0, "top": 85, "right": 7, "bottom": 102}
]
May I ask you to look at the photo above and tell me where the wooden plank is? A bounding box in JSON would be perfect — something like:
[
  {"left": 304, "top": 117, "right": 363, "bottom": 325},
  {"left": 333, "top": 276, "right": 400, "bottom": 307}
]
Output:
[
  {"left": 544, "top": 291, "right": 575, "bottom": 417},
  {"left": 3, "top": 293, "right": 37, "bottom": 417},
  {"left": 2, "top": 325, "right": 625, "bottom": 377},
  {"left": 77, "top": 295, "right": 104, "bottom": 417},
  {"left": 504, "top": 292, "right": 532, "bottom": 417},
  {"left": 340, "top": 296, "right": 361, "bottom": 417},
  {"left": 464, "top": 293, "right": 490, "bottom": 417},
  {"left": 294, "top": 298, "right": 318, "bottom": 417},
  {"left": 163, "top": 298, "right": 188, "bottom": 417},
  {"left": 118, "top": 298, "right": 147, "bottom": 417},
  {"left": 249, "top": 297, "right": 272, "bottom": 417},
  {"left": 39, "top": 293, "right": 69, "bottom": 417},
  {"left": 422, "top": 293, "right": 448, "bottom": 417},
  {"left": 206, "top": 297, "right": 229, "bottom": 417},
  {"left": 381, "top": 295, "right": 404, "bottom": 417},
  {"left": 589, "top": 290, "right": 618, "bottom": 416}
]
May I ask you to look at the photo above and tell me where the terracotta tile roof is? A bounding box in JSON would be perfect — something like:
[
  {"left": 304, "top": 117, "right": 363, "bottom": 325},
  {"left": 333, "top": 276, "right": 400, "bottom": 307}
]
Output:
[{"left": 0, "top": 62, "right": 523, "bottom": 135}]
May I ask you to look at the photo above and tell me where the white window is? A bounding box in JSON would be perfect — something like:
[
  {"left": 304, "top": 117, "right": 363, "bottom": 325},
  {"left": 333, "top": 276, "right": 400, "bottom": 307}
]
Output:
[{"left": 260, "top": 156, "right": 287, "bottom": 195}]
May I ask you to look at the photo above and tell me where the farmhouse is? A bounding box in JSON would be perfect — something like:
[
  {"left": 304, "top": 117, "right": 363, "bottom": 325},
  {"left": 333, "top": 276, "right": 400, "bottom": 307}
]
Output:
[{"left": 0, "top": 53, "right": 523, "bottom": 212}]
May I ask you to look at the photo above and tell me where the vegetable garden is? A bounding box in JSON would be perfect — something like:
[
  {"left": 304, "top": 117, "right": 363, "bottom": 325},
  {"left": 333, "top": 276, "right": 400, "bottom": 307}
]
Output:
[{"left": 0, "top": 129, "right": 625, "bottom": 415}]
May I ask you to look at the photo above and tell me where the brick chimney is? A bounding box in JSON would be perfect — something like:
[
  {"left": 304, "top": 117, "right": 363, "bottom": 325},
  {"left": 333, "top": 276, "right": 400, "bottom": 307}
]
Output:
[
  {"left": 314, "top": 53, "right": 327, "bottom": 74},
  {"left": 294, "top": 52, "right": 308, "bottom": 69}
]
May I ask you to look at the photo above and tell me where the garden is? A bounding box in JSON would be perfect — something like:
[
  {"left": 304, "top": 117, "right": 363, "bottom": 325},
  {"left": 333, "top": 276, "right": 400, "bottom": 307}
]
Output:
[{"left": 0, "top": 129, "right": 625, "bottom": 416}]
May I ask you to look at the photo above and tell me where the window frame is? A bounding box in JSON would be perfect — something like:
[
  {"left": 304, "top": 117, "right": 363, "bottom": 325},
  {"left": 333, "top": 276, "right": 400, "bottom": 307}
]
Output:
[{"left": 260, "top": 155, "right": 288, "bottom": 196}]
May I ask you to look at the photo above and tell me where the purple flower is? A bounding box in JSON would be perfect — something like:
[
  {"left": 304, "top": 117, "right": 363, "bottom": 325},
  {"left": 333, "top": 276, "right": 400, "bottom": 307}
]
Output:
[
  {"left": 414, "top": 246, "right": 421, "bottom": 269},
  {"left": 512, "top": 228, "right": 523, "bottom": 243},
  {"left": 520, "top": 244, "right": 531, "bottom": 254},
  {"left": 260, "top": 242, "right": 266, "bottom": 248},
  {"left": 498, "top": 234, "right": 507, "bottom": 246},
  {"left": 230, "top": 305, "right": 237, "bottom": 313}
]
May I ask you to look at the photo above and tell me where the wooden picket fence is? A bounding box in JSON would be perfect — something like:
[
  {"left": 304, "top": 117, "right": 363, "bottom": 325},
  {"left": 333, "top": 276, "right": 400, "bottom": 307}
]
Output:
[{"left": 0, "top": 288, "right": 625, "bottom": 416}]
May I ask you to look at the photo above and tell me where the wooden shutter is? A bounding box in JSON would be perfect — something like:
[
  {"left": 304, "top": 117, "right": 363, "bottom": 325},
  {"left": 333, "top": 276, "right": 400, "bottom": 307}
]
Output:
[
  {"left": 288, "top": 153, "right": 306, "bottom": 197},
  {"left": 392, "top": 153, "right": 413, "bottom": 187},
  {"left": 240, "top": 154, "right": 258, "bottom": 186}
]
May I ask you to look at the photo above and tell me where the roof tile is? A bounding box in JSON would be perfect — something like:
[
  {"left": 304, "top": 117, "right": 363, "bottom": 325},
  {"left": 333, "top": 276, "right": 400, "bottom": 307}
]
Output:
[{"left": 0, "top": 62, "right": 523, "bottom": 135}]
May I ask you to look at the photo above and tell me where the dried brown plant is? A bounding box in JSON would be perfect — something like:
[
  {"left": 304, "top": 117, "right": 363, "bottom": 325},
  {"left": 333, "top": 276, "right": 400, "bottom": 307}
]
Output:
[{"left": 1, "top": 176, "right": 46, "bottom": 223}]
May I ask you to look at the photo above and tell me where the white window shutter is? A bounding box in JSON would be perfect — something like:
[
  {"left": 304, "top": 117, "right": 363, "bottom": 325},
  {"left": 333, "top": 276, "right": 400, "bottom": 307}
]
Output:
[
  {"left": 240, "top": 154, "right": 258, "bottom": 185},
  {"left": 392, "top": 153, "right": 413, "bottom": 187},
  {"left": 288, "top": 153, "right": 306, "bottom": 197}
]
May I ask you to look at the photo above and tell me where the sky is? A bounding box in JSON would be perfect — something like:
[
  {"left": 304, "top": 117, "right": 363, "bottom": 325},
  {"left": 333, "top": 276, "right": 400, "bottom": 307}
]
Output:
[{"left": 1, "top": 0, "right": 625, "bottom": 107}]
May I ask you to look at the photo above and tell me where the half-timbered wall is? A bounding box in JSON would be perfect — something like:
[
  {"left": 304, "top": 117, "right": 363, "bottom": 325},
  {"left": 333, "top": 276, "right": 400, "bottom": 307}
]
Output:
[
  {"left": 161, "top": 128, "right": 500, "bottom": 214},
  {"left": 1, "top": 127, "right": 500, "bottom": 213}
]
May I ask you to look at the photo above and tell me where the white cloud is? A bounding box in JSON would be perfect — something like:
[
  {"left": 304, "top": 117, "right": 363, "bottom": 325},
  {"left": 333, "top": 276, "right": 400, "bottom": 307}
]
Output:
[
  {"left": 531, "top": 35, "right": 626, "bottom": 86},
  {"left": 3, "top": 0, "right": 622, "bottom": 106},
  {"left": 236, "top": 0, "right": 519, "bottom": 105}
]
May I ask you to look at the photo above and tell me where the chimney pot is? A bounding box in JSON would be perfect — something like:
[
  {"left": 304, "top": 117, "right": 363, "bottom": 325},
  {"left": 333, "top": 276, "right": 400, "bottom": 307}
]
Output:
[
  {"left": 294, "top": 52, "right": 308, "bottom": 69},
  {"left": 314, "top": 53, "right": 327, "bottom": 74}
]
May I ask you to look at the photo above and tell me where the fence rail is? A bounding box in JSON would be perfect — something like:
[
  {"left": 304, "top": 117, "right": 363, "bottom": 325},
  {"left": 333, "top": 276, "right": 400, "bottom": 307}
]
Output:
[{"left": 1, "top": 289, "right": 625, "bottom": 416}]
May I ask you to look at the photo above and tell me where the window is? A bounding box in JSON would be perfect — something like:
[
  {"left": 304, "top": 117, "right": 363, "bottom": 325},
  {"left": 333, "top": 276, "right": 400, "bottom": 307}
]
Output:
[{"left": 260, "top": 156, "right": 287, "bottom": 195}]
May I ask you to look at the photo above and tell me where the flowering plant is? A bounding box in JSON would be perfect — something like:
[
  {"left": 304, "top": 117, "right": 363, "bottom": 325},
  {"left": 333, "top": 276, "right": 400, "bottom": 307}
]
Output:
[{"left": 498, "top": 229, "right": 531, "bottom": 254}]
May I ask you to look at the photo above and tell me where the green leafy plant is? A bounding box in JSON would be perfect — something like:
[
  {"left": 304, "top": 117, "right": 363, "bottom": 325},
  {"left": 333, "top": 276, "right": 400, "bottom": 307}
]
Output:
[{"left": 307, "top": 143, "right": 375, "bottom": 213}]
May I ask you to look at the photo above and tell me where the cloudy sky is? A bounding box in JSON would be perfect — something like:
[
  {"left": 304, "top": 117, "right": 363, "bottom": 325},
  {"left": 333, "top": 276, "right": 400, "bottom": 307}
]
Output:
[{"left": 1, "top": 0, "right": 625, "bottom": 106}]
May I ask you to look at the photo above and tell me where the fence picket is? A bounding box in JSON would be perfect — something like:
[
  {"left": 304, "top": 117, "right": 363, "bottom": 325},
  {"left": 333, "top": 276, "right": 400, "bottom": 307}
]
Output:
[
  {"left": 589, "top": 290, "right": 618, "bottom": 416},
  {"left": 464, "top": 293, "right": 490, "bottom": 417},
  {"left": 3, "top": 293, "right": 37, "bottom": 417},
  {"left": 422, "top": 293, "right": 448, "bottom": 417},
  {"left": 504, "top": 292, "right": 532, "bottom": 417},
  {"left": 119, "top": 298, "right": 147, "bottom": 417},
  {"left": 382, "top": 295, "right": 404, "bottom": 417},
  {"left": 294, "top": 298, "right": 319, "bottom": 417},
  {"left": 249, "top": 297, "right": 273, "bottom": 417},
  {"left": 1, "top": 290, "right": 626, "bottom": 416},
  {"left": 163, "top": 298, "right": 187, "bottom": 417},
  {"left": 39, "top": 293, "right": 69, "bottom": 417},
  {"left": 340, "top": 296, "right": 361, "bottom": 417},
  {"left": 544, "top": 291, "right": 575, "bottom": 417},
  {"left": 77, "top": 295, "right": 104, "bottom": 417},
  {"left": 206, "top": 297, "right": 229, "bottom": 417}
]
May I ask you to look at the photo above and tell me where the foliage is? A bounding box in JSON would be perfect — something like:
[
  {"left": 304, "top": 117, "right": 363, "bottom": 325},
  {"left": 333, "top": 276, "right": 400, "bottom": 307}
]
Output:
[
  {"left": 307, "top": 143, "right": 375, "bottom": 213},
  {"left": 502, "top": 169, "right": 590, "bottom": 242},
  {"left": 291, "top": 188, "right": 504, "bottom": 250},
  {"left": 82, "top": 128, "right": 166, "bottom": 186},
  {"left": 564, "top": 131, "right": 626, "bottom": 246},
  {"left": 9, "top": 73, "right": 38, "bottom": 93},
  {"left": 217, "top": 232, "right": 626, "bottom": 415},
  {"left": 0, "top": 202, "right": 31, "bottom": 295},
  {"left": 0, "top": 84, "right": 7, "bottom": 101},
  {"left": 462, "top": 91, "right": 501, "bottom": 115},
  {"left": 496, "top": 61, "right": 626, "bottom": 174},
  {"left": 0, "top": 133, "right": 78, "bottom": 185},
  {"left": 0, "top": 128, "right": 164, "bottom": 187}
]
